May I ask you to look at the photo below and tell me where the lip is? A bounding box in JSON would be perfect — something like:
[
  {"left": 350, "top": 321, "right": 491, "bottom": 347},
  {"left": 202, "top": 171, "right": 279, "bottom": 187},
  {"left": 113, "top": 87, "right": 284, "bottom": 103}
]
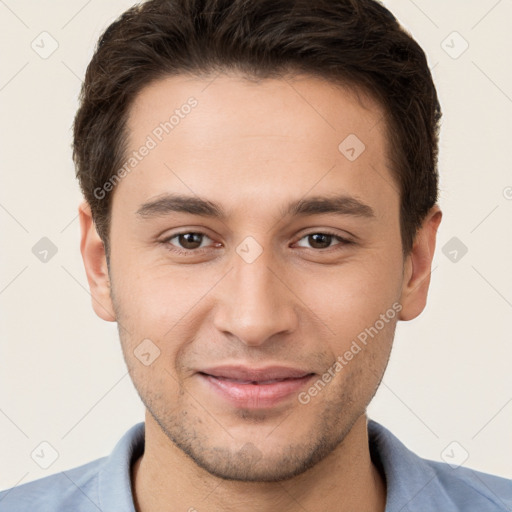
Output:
[
  {"left": 200, "top": 365, "right": 313, "bottom": 381},
  {"left": 197, "top": 365, "right": 315, "bottom": 408}
]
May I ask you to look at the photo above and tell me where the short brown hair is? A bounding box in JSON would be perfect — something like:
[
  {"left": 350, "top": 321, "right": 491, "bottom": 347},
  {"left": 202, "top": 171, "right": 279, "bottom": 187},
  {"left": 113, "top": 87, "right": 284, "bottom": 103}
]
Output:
[{"left": 73, "top": 0, "right": 441, "bottom": 257}]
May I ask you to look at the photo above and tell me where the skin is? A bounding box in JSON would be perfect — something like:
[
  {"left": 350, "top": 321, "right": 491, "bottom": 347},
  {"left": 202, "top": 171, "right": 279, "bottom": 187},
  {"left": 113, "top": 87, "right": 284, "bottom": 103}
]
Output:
[{"left": 79, "top": 73, "right": 442, "bottom": 512}]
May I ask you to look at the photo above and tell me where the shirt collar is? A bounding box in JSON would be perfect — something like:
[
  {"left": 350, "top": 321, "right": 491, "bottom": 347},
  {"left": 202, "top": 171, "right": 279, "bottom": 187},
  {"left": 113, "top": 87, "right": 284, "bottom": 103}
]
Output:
[
  {"left": 368, "top": 419, "right": 437, "bottom": 511},
  {"left": 98, "top": 422, "right": 145, "bottom": 512}
]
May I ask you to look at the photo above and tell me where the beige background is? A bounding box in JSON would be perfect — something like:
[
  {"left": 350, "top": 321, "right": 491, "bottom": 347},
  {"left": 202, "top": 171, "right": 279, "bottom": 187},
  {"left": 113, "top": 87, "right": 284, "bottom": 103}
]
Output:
[{"left": 1, "top": 0, "right": 511, "bottom": 490}]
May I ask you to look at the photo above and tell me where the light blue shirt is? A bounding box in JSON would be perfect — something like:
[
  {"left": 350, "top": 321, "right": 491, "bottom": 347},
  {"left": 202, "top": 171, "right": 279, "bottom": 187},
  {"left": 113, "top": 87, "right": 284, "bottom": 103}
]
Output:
[{"left": 1, "top": 420, "right": 511, "bottom": 511}]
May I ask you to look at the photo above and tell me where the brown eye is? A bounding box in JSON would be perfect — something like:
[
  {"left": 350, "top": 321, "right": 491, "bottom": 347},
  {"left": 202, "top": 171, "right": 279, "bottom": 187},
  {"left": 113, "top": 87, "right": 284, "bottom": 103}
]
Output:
[
  {"left": 307, "top": 233, "right": 333, "bottom": 249},
  {"left": 296, "top": 232, "right": 350, "bottom": 250},
  {"left": 177, "top": 233, "right": 204, "bottom": 249},
  {"left": 165, "top": 232, "right": 213, "bottom": 253}
]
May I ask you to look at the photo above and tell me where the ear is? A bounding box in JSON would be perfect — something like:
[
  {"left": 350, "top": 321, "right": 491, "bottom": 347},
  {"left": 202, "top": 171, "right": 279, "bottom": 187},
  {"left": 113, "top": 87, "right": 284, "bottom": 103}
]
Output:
[
  {"left": 78, "top": 200, "right": 116, "bottom": 322},
  {"left": 398, "top": 205, "right": 442, "bottom": 321}
]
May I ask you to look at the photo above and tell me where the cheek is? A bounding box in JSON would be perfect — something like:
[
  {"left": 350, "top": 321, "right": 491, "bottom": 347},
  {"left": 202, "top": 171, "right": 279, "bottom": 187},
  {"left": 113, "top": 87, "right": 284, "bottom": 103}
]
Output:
[
  {"left": 111, "top": 258, "right": 208, "bottom": 330},
  {"left": 297, "top": 256, "right": 403, "bottom": 340},
  {"left": 125, "top": 352, "right": 186, "bottom": 417},
  {"left": 111, "top": 262, "right": 226, "bottom": 383}
]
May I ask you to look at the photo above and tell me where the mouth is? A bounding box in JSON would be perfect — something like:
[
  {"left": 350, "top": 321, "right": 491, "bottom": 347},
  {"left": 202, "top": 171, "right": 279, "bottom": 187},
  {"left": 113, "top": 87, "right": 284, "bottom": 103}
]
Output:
[
  {"left": 197, "top": 366, "right": 316, "bottom": 408},
  {"left": 202, "top": 375, "right": 308, "bottom": 385}
]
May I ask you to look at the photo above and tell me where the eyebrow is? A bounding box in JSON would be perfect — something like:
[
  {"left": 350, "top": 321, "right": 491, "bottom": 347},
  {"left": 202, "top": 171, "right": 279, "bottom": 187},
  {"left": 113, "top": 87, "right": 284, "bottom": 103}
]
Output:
[{"left": 136, "top": 193, "right": 375, "bottom": 220}]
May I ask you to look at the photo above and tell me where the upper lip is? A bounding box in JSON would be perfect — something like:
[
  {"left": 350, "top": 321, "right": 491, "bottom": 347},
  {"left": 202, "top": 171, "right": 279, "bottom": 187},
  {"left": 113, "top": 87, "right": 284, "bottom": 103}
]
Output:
[{"left": 199, "top": 365, "right": 314, "bottom": 381}]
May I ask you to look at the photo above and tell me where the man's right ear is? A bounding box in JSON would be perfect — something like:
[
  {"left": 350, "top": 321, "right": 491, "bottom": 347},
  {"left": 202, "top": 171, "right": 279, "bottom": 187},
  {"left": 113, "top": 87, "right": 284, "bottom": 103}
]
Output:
[{"left": 78, "top": 201, "right": 116, "bottom": 322}]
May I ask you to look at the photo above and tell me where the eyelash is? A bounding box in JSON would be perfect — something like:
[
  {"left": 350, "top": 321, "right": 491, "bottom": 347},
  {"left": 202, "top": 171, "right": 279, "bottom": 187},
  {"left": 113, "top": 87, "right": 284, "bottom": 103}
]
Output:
[{"left": 162, "top": 230, "right": 353, "bottom": 256}]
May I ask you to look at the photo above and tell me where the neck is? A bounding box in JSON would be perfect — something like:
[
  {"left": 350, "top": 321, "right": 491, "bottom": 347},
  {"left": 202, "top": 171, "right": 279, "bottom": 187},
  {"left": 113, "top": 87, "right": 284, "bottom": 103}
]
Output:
[{"left": 131, "top": 413, "right": 386, "bottom": 512}]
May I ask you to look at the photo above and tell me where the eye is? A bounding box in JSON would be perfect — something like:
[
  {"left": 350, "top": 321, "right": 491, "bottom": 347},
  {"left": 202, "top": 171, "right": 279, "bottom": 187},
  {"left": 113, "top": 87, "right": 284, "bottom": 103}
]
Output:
[
  {"left": 164, "top": 232, "right": 217, "bottom": 254},
  {"left": 295, "top": 231, "right": 352, "bottom": 250}
]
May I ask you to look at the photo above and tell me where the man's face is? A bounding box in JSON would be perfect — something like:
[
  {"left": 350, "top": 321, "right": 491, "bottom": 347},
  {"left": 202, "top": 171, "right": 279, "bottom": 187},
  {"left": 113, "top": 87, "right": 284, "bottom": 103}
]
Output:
[{"left": 105, "top": 73, "right": 408, "bottom": 481}]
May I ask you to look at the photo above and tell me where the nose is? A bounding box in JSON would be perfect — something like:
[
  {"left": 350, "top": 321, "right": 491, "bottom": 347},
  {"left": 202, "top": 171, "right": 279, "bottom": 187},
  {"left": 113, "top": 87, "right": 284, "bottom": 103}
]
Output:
[{"left": 212, "top": 245, "right": 299, "bottom": 347}]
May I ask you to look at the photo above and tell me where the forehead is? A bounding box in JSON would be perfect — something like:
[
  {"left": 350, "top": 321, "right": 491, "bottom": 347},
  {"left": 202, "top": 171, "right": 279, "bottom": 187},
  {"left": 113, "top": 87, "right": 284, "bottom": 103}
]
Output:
[
  {"left": 127, "top": 72, "right": 387, "bottom": 151},
  {"left": 116, "top": 73, "right": 396, "bottom": 220}
]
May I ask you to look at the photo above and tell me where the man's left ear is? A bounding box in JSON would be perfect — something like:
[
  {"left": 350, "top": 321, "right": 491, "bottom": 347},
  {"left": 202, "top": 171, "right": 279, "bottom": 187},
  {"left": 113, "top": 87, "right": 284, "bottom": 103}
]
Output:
[{"left": 398, "top": 205, "right": 442, "bottom": 321}]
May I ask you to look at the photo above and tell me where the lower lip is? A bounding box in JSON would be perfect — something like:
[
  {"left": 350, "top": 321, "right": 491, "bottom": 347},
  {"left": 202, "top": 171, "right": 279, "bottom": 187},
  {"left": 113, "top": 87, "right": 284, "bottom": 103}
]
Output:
[{"left": 199, "top": 373, "right": 315, "bottom": 408}]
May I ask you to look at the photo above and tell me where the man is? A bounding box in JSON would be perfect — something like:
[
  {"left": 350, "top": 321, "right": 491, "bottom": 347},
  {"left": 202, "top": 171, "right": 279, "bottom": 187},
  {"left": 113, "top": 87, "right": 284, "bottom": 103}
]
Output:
[{"left": 1, "top": 0, "right": 511, "bottom": 510}]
